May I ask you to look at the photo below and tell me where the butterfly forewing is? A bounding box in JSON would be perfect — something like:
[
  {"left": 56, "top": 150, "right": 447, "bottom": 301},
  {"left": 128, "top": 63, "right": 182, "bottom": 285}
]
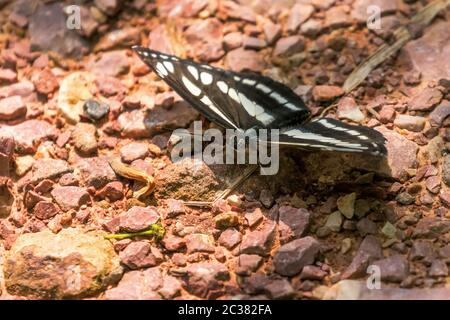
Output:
[{"left": 133, "top": 46, "right": 310, "bottom": 130}]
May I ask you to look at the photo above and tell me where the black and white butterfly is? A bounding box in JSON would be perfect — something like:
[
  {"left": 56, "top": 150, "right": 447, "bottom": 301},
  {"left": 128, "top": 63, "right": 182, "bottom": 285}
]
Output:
[{"left": 132, "top": 46, "right": 387, "bottom": 156}]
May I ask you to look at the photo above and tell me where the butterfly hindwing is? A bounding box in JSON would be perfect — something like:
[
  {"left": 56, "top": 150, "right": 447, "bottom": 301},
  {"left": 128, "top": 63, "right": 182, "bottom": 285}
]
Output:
[
  {"left": 274, "top": 118, "right": 387, "bottom": 156},
  {"left": 133, "top": 46, "right": 310, "bottom": 130}
]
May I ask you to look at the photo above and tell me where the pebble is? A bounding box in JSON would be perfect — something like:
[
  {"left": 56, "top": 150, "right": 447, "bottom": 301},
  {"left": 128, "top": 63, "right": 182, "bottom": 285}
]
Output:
[
  {"left": 119, "top": 241, "right": 162, "bottom": 269},
  {"left": 72, "top": 123, "right": 98, "bottom": 155},
  {"left": 278, "top": 206, "right": 311, "bottom": 244},
  {"left": 240, "top": 221, "right": 276, "bottom": 256},
  {"left": 324, "top": 211, "right": 343, "bottom": 232},
  {"left": 341, "top": 235, "right": 383, "bottom": 279},
  {"left": 396, "top": 192, "right": 415, "bottom": 205},
  {"left": 50, "top": 186, "right": 91, "bottom": 211},
  {"left": 120, "top": 142, "right": 149, "bottom": 163},
  {"left": 83, "top": 99, "right": 110, "bottom": 121},
  {"left": 394, "top": 115, "right": 426, "bottom": 132},
  {"left": 185, "top": 233, "right": 215, "bottom": 254},
  {"left": 286, "top": 4, "right": 314, "bottom": 34},
  {"left": 245, "top": 208, "right": 264, "bottom": 228},
  {"left": 337, "top": 97, "right": 364, "bottom": 123},
  {"left": 225, "top": 48, "right": 266, "bottom": 73},
  {"left": 184, "top": 18, "right": 224, "bottom": 62},
  {"left": 263, "top": 20, "right": 281, "bottom": 45},
  {"left": 218, "top": 228, "right": 242, "bottom": 250},
  {"left": 312, "top": 85, "right": 344, "bottom": 102},
  {"left": 408, "top": 87, "right": 443, "bottom": 111},
  {"left": 429, "top": 260, "right": 448, "bottom": 277},
  {"left": 222, "top": 32, "right": 243, "bottom": 51},
  {"left": 32, "top": 69, "right": 59, "bottom": 95},
  {"left": 373, "top": 255, "right": 409, "bottom": 283},
  {"left": 0, "top": 96, "right": 26, "bottom": 120},
  {"left": 273, "top": 36, "right": 305, "bottom": 57},
  {"left": 273, "top": 236, "right": 320, "bottom": 276},
  {"left": 356, "top": 218, "right": 378, "bottom": 236},
  {"left": 337, "top": 193, "right": 356, "bottom": 219},
  {"left": 89, "top": 51, "right": 130, "bottom": 77},
  {"left": 76, "top": 157, "right": 116, "bottom": 189},
  {"left": 119, "top": 206, "right": 160, "bottom": 233},
  {"left": 235, "top": 254, "right": 263, "bottom": 276},
  {"left": 33, "top": 201, "right": 59, "bottom": 220}
]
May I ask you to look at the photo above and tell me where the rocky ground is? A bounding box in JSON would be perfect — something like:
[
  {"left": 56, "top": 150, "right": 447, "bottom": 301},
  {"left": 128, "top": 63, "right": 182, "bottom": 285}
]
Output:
[{"left": 0, "top": 0, "right": 449, "bottom": 300}]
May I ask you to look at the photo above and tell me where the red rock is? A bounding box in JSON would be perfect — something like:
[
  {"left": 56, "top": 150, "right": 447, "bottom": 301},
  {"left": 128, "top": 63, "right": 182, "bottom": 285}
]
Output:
[
  {"left": 95, "top": 28, "right": 140, "bottom": 52},
  {"left": 28, "top": 158, "right": 72, "bottom": 186},
  {"left": 119, "top": 241, "right": 162, "bottom": 269},
  {"left": 89, "top": 51, "right": 130, "bottom": 77},
  {"left": 373, "top": 255, "right": 409, "bottom": 283},
  {"left": 161, "top": 234, "right": 186, "bottom": 252},
  {"left": 76, "top": 157, "right": 116, "bottom": 189},
  {"left": 51, "top": 186, "right": 91, "bottom": 211},
  {"left": 94, "top": 0, "right": 121, "bottom": 16},
  {"left": 235, "top": 254, "right": 263, "bottom": 276},
  {"left": 394, "top": 114, "right": 426, "bottom": 132},
  {"left": 312, "top": 85, "right": 344, "bottom": 102},
  {"left": 245, "top": 208, "right": 264, "bottom": 228},
  {"left": 273, "top": 236, "right": 320, "bottom": 276},
  {"left": 408, "top": 87, "right": 443, "bottom": 111},
  {"left": 352, "top": 0, "right": 397, "bottom": 22},
  {"left": 440, "top": 193, "right": 450, "bottom": 208},
  {"left": 120, "top": 142, "right": 148, "bottom": 163},
  {"left": 0, "top": 134, "right": 14, "bottom": 177},
  {"left": 300, "top": 265, "right": 327, "bottom": 280},
  {"left": 162, "top": 199, "right": 185, "bottom": 218},
  {"left": 425, "top": 176, "right": 441, "bottom": 194},
  {"left": 33, "top": 201, "right": 59, "bottom": 220},
  {"left": 286, "top": 4, "right": 314, "bottom": 33},
  {"left": 223, "top": 32, "right": 243, "bottom": 51},
  {"left": 183, "top": 262, "right": 229, "bottom": 298},
  {"left": 148, "top": 25, "right": 174, "bottom": 55},
  {"left": 300, "top": 19, "right": 323, "bottom": 37},
  {"left": 159, "top": 275, "right": 182, "bottom": 299},
  {"left": 58, "top": 173, "right": 79, "bottom": 186},
  {"left": 72, "top": 123, "right": 98, "bottom": 155},
  {"left": 185, "top": 18, "right": 225, "bottom": 62},
  {"left": 220, "top": 1, "right": 256, "bottom": 23},
  {"left": 172, "top": 253, "right": 187, "bottom": 267},
  {"left": 278, "top": 206, "right": 311, "bottom": 244},
  {"left": 218, "top": 228, "right": 242, "bottom": 249},
  {"left": 378, "top": 105, "right": 396, "bottom": 124},
  {"left": 185, "top": 233, "right": 215, "bottom": 254},
  {"left": 337, "top": 96, "right": 365, "bottom": 123},
  {"left": 429, "top": 260, "right": 448, "bottom": 277},
  {"left": 119, "top": 206, "right": 160, "bottom": 233},
  {"left": 32, "top": 69, "right": 58, "bottom": 95},
  {"left": 0, "top": 81, "right": 34, "bottom": 99},
  {"left": 96, "top": 181, "right": 123, "bottom": 201},
  {"left": 95, "top": 76, "right": 126, "bottom": 98},
  {"left": 225, "top": 48, "right": 266, "bottom": 73},
  {"left": 105, "top": 268, "right": 162, "bottom": 300},
  {"left": 240, "top": 220, "right": 276, "bottom": 256},
  {"left": 263, "top": 20, "right": 281, "bottom": 45},
  {"left": 324, "top": 5, "right": 351, "bottom": 29},
  {"left": 273, "top": 36, "right": 305, "bottom": 57},
  {"left": 430, "top": 100, "right": 450, "bottom": 127},
  {"left": 400, "top": 21, "right": 450, "bottom": 83},
  {"left": 34, "top": 179, "right": 54, "bottom": 194},
  {"left": 242, "top": 36, "right": 267, "bottom": 50},
  {"left": 0, "top": 69, "right": 17, "bottom": 83},
  {"left": 0, "top": 120, "right": 57, "bottom": 153},
  {"left": 341, "top": 235, "right": 383, "bottom": 279},
  {"left": 376, "top": 127, "right": 418, "bottom": 181}
]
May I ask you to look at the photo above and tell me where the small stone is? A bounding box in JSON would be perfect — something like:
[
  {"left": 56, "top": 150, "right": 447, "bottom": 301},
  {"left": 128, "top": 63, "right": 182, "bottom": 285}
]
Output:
[
  {"left": 341, "top": 238, "right": 352, "bottom": 253},
  {"left": 373, "top": 255, "right": 409, "bottom": 283},
  {"left": 161, "top": 234, "right": 186, "bottom": 252},
  {"left": 240, "top": 221, "right": 276, "bottom": 256},
  {"left": 242, "top": 37, "right": 267, "bottom": 50},
  {"left": 381, "top": 221, "right": 397, "bottom": 238},
  {"left": 354, "top": 199, "right": 371, "bottom": 218},
  {"left": 235, "top": 254, "right": 263, "bottom": 276},
  {"left": 33, "top": 201, "right": 59, "bottom": 220},
  {"left": 425, "top": 176, "right": 440, "bottom": 194},
  {"left": 324, "top": 211, "right": 343, "bottom": 232},
  {"left": 278, "top": 206, "right": 311, "bottom": 244},
  {"left": 273, "top": 36, "right": 305, "bottom": 57},
  {"left": 225, "top": 48, "right": 266, "bottom": 73},
  {"left": 119, "top": 142, "right": 148, "bottom": 163},
  {"left": 77, "top": 157, "right": 116, "bottom": 189},
  {"left": 0, "top": 96, "right": 27, "bottom": 120},
  {"left": 159, "top": 275, "right": 182, "bottom": 299},
  {"left": 245, "top": 208, "right": 264, "bottom": 228},
  {"left": 183, "top": 262, "right": 229, "bottom": 298},
  {"left": 378, "top": 105, "right": 396, "bottom": 124},
  {"left": 337, "top": 193, "right": 356, "bottom": 219},
  {"left": 0, "top": 69, "right": 17, "bottom": 83},
  {"left": 408, "top": 87, "right": 443, "bottom": 111},
  {"left": 185, "top": 233, "right": 215, "bottom": 254},
  {"left": 312, "top": 85, "right": 344, "bottom": 102},
  {"left": 259, "top": 189, "right": 274, "bottom": 208},
  {"left": 273, "top": 236, "right": 320, "bottom": 276},
  {"left": 105, "top": 268, "right": 162, "bottom": 300},
  {"left": 83, "top": 99, "right": 109, "bottom": 121},
  {"left": 89, "top": 51, "right": 129, "bottom": 77},
  {"left": 442, "top": 155, "right": 450, "bottom": 187},
  {"left": 96, "top": 181, "right": 124, "bottom": 201},
  {"left": 215, "top": 212, "right": 240, "bottom": 229},
  {"left": 265, "top": 279, "right": 295, "bottom": 299},
  {"left": 430, "top": 100, "right": 450, "bottom": 127},
  {"left": 429, "top": 260, "right": 448, "bottom": 277},
  {"left": 356, "top": 218, "right": 378, "bottom": 236},
  {"left": 337, "top": 97, "right": 364, "bottom": 123},
  {"left": 263, "top": 20, "right": 281, "bottom": 45},
  {"left": 94, "top": 0, "right": 121, "bottom": 16},
  {"left": 394, "top": 115, "right": 426, "bottom": 132},
  {"left": 410, "top": 240, "right": 436, "bottom": 262},
  {"left": 51, "top": 186, "right": 91, "bottom": 211},
  {"left": 324, "top": 5, "right": 350, "bottom": 29},
  {"left": 300, "top": 265, "right": 327, "bottom": 280},
  {"left": 33, "top": 69, "right": 59, "bottom": 95},
  {"left": 15, "top": 155, "right": 34, "bottom": 176},
  {"left": 341, "top": 235, "right": 383, "bottom": 279},
  {"left": 286, "top": 4, "right": 314, "bottom": 33},
  {"left": 28, "top": 158, "right": 72, "bottom": 186},
  {"left": 119, "top": 206, "right": 160, "bottom": 233},
  {"left": 72, "top": 123, "right": 98, "bottom": 155},
  {"left": 396, "top": 192, "right": 415, "bottom": 205},
  {"left": 218, "top": 228, "right": 242, "bottom": 250},
  {"left": 223, "top": 32, "right": 243, "bottom": 51},
  {"left": 185, "top": 18, "right": 224, "bottom": 62},
  {"left": 119, "top": 241, "right": 162, "bottom": 269}
]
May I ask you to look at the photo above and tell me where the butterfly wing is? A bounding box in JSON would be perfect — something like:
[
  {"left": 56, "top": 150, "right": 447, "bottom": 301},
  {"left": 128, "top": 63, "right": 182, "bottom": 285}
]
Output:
[
  {"left": 133, "top": 46, "right": 310, "bottom": 130},
  {"left": 270, "top": 118, "right": 387, "bottom": 156}
]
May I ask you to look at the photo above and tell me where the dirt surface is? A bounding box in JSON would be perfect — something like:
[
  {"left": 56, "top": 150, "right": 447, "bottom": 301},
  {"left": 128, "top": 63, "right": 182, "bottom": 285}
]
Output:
[{"left": 0, "top": 0, "right": 449, "bottom": 300}]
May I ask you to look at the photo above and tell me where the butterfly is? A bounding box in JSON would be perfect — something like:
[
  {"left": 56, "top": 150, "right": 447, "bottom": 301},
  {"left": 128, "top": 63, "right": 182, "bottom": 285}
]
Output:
[{"left": 132, "top": 46, "right": 387, "bottom": 156}]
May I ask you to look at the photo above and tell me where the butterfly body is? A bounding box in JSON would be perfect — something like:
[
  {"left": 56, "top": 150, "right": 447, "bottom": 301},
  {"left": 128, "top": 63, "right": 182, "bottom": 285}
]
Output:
[{"left": 133, "top": 46, "right": 387, "bottom": 157}]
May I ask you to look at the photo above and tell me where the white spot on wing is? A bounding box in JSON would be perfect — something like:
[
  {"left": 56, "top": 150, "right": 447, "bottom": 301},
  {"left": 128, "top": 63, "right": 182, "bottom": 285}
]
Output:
[
  {"left": 187, "top": 65, "right": 199, "bottom": 80},
  {"left": 200, "top": 72, "right": 213, "bottom": 85},
  {"left": 182, "top": 76, "right": 201, "bottom": 96},
  {"left": 217, "top": 81, "right": 228, "bottom": 93},
  {"left": 163, "top": 61, "right": 174, "bottom": 73},
  {"left": 155, "top": 62, "right": 168, "bottom": 77},
  {"left": 200, "top": 95, "right": 237, "bottom": 129},
  {"left": 243, "top": 79, "right": 256, "bottom": 86},
  {"left": 270, "top": 92, "right": 288, "bottom": 104},
  {"left": 256, "top": 83, "right": 271, "bottom": 94},
  {"left": 228, "top": 88, "right": 239, "bottom": 102}
]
